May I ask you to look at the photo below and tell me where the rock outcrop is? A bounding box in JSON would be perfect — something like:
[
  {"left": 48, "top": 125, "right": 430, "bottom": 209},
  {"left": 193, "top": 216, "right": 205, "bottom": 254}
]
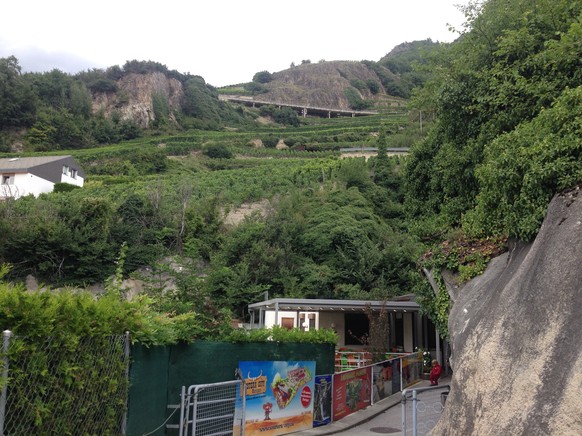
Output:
[
  {"left": 92, "top": 72, "right": 183, "bottom": 128},
  {"left": 259, "top": 61, "right": 391, "bottom": 109},
  {"left": 432, "top": 186, "right": 582, "bottom": 435}
]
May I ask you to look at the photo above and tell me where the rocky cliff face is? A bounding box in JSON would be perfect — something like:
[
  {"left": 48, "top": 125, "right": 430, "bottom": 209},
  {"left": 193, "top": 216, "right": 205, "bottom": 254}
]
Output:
[
  {"left": 259, "top": 61, "right": 388, "bottom": 109},
  {"left": 432, "top": 186, "right": 582, "bottom": 435},
  {"left": 92, "top": 72, "right": 184, "bottom": 128}
]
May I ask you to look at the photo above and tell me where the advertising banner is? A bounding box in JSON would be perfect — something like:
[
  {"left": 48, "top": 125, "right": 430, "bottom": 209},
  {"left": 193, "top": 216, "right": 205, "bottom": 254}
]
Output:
[
  {"left": 237, "top": 361, "right": 315, "bottom": 436},
  {"left": 313, "top": 375, "right": 332, "bottom": 427},
  {"left": 401, "top": 352, "right": 423, "bottom": 389},
  {"left": 332, "top": 366, "right": 372, "bottom": 421},
  {"left": 372, "top": 359, "right": 394, "bottom": 403}
]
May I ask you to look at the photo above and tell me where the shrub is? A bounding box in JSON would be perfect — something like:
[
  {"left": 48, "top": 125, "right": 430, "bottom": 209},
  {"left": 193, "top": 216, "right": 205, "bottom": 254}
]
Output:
[
  {"left": 252, "top": 71, "right": 273, "bottom": 84},
  {"left": 262, "top": 134, "right": 279, "bottom": 148},
  {"left": 53, "top": 182, "right": 81, "bottom": 193},
  {"left": 203, "top": 143, "right": 233, "bottom": 159}
]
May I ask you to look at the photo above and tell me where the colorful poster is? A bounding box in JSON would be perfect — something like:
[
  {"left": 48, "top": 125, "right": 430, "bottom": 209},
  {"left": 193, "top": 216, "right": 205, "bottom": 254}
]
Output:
[
  {"left": 313, "top": 375, "right": 332, "bottom": 427},
  {"left": 237, "top": 361, "right": 315, "bottom": 436},
  {"left": 401, "top": 352, "right": 423, "bottom": 388},
  {"left": 372, "top": 359, "right": 394, "bottom": 403},
  {"left": 332, "top": 366, "right": 372, "bottom": 421}
]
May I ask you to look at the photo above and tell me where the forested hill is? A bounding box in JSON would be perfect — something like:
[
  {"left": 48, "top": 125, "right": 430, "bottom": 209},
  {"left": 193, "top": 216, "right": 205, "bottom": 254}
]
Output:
[
  {"left": 219, "top": 39, "right": 441, "bottom": 111},
  {"left": 0, "top": 39, "right": 438, "bottom": 152},
  {"left": 0, "top": 59, "right": 256, "bottom": 152}
]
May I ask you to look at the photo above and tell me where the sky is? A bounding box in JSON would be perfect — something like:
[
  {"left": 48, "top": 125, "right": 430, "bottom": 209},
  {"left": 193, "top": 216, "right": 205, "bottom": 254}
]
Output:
[{"left": 1, "top": 0, "right": 470, "bottom": 87}]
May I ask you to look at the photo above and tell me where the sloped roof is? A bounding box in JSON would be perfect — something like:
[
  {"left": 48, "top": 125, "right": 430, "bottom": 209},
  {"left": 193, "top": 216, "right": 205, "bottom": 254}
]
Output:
[{"left": 0, "top": 156, "right": 72, "bottom": 171}]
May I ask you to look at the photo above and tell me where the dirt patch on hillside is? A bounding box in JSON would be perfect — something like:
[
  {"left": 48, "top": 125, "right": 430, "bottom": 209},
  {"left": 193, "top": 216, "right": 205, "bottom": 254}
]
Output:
[{"left": 223, "top": 200, "right": 272, "bottom": 226}]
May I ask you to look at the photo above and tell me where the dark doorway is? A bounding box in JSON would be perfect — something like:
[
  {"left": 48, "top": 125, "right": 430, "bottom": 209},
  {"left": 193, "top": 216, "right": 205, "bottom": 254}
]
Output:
[{"left": 344, "top": 313, "right": 369, "bottom": 346}]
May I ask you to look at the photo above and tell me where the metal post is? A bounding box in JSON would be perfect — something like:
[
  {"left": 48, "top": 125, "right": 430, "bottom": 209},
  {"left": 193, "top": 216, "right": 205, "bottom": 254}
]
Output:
[
  {"left": 121, "top": 331, "right": 130, "bottom": 435},
  {"left": 0, "top": 330, "right": 12, "bottom": 436},
  {"left": 412, "top": 390, "right": 418, "bottom": 436},
  {"left": 179, "top": 386, "right": 186, "bottom": 436},
  {"left": 240, "top": 380, "right": 246, "bottom": 436},
  {"left": 400, "top": 358, "right": 403, "bottom": 392},
  {"left": 401, "top": 392, "right": 407, "bottom": 435}
]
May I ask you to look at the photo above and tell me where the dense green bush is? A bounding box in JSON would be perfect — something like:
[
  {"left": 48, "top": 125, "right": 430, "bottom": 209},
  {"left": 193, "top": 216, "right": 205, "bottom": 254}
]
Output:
[
  {"left": 225, "top": 325, "right": 337, "bottom": 344},
  {"left": 465, "top": 86, "right": 582, "bottom": 239},
  {"left": 252, "top": 70, "right": 273, "bottom": 84},
  {"left": 344, "top": 87, "right": 372, "bottom": 110},
  {"left": 203, "top": 143, "right": 234, "bottom": 159}
]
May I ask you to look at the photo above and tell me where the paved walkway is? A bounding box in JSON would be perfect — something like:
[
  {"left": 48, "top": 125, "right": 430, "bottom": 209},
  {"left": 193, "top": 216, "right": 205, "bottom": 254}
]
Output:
[{"left": 297, "top": 376, "right": 452, "bottom": 435}]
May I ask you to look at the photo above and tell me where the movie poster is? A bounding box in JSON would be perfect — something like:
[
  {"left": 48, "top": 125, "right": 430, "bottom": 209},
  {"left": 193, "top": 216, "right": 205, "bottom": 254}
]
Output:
[
  {"left": 237, "top": 361, "right": 316, "bottom": 436},
  {"left": 313, "top": 375, "right": 332, "bottom": 427},
  {"left": 332, "top": 367, "right": 372, "bottom": 421}
]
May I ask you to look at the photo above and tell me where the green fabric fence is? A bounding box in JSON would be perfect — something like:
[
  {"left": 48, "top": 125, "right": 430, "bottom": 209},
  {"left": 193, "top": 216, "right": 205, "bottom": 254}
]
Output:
[{"left": 127, "top": 341, "right": 335, "bottom": 435}]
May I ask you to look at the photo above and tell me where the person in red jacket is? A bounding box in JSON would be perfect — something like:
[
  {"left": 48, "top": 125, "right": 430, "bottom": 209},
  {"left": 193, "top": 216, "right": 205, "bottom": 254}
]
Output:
[{"left": 429, "top": 359, "right": 442, "bottom": 386}]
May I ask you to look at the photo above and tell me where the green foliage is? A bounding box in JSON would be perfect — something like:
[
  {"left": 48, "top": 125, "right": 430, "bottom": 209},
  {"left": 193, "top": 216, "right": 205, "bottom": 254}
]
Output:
[
  {"left": 273, "top": 107, "right": 300, "bottom": 127},
  {"left": 203, "top": 143, "right": 234, "bottom": 159},
  {"left": 181, "top": 76, "right": 222, "bottom": 122},
  {"left": 0, "top": 56, "right": 38, "bottom": 128},
  {"left": 244, "top": 82, "right": 267, "bottom": 94},
  {"left": 366, "top": 79, "right": 380, "bottom": 95},
  {"left": 405, "top": 0, "right": 582, "bottom": 239},
  {"left": 224, "top": 326, "right": 337, "bottom": 344},
  {"left": 416, "top": 234, "right": 508, "bottom": 337},
  {"left": 349, "top": 78, "right": 367, "bottom": 91},
  {"left": 262, "top": 134, "right": 279, "bottom": 148},
  {"left": 253, "top": 70, "right": 273, "bottom": 83},
  {"left": 52, "top": 182, "right": 81, "bottom": 193},
  {"left": 465, "top": 86, "right": 582, "bottom": 239},
  {"left": 151, "top": 91, "right": 170, "bottom": 127},
  {"left": 344, "top": 87, "right": 372, "bottom": 110}
]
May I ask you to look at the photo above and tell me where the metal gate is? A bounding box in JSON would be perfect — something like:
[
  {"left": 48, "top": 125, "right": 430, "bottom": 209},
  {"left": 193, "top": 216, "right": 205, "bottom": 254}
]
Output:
[
  {"left": 401, "top": 384, "right": 450, "bottom": 435},
  {"left": 178, "top": 380, "right": 246, "bottom": 436}
]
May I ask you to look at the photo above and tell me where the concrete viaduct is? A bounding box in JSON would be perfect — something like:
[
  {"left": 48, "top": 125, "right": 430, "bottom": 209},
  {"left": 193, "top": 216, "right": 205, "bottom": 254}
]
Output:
[{"left": 218, "top": 95, "right": 378, "bottom": 118}]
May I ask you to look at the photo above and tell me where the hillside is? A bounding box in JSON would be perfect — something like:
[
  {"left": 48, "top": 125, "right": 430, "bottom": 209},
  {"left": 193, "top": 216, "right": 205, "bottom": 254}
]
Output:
[{"left": 247, "top": 60, "right": 406, "bottom": 112}]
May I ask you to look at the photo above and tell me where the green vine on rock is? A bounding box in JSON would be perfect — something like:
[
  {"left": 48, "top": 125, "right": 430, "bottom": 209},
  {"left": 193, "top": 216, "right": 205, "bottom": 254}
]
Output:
[{"left": 418, "top": 234, "right": 508, "bottom": 339}]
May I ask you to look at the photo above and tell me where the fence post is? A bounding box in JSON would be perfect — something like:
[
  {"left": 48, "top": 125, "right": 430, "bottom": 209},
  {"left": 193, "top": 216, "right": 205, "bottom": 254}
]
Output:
[
  {"left": 240, "top": 379, "right": 246, "bottom": 436},
  {"left": 401, "top": 390, "right": 407, "bottom": 435},
  {"left": 121, "top": 331, "right": 130, "bottom": 435},
  {"left": 0, "top": 330, "right": 12, "bottom": 436},
  {"left": 411, "top": 390, "right": 418, "bottom": 436},
  {"left": 400, "top": 357, "right": 403, "bottom": 392}
]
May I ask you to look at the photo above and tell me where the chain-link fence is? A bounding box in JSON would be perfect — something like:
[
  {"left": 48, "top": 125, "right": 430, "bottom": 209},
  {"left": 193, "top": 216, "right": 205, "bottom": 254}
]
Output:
[{"left": 0, "top": 330, "right": 130, "bottom": 436}]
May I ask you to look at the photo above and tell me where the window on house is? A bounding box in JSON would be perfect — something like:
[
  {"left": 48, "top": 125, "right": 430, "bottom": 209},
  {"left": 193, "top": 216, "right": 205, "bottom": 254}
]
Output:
[
  {"left": 1, "top": 174, "right": 15, "bottom": 185},
  {"left": 70, "top": 169, "right": 77, "bottom": 179},
  {"left": 62, "top": 165, "right": 69, "bottom": 175},
  {"left": 299, "top": 313, "right": 317, "bottom": 331},
  {"left": 281, "top": 317, "right": 295, "bottom": 330}
]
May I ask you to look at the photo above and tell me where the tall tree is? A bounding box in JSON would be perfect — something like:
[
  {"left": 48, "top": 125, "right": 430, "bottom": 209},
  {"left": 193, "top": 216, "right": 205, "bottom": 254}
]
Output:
[{"left": 0, "top": 56, "right": 37, "bottom": 128}]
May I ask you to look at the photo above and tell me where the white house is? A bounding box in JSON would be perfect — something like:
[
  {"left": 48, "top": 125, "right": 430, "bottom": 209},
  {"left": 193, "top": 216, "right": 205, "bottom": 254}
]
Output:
[
  {"left": 0, "top": 155, "right": 85, "bottom": 199},
  {"left": 247, "top": 296, "right": 445, "bottom": 359}
]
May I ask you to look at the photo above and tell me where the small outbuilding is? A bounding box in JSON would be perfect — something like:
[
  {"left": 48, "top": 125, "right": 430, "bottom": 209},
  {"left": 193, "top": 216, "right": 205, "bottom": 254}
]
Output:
[
  {"left": 0, "top": 155, "right": 84, "bottom": 199},
  {"left": 248, "top": 296, "right": 445, "bottom": 358}
]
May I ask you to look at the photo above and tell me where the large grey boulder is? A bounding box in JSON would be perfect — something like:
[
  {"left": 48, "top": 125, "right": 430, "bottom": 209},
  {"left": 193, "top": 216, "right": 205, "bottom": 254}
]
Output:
[{"left": 432, "top": 186, "right": 582, "bottom": 435}]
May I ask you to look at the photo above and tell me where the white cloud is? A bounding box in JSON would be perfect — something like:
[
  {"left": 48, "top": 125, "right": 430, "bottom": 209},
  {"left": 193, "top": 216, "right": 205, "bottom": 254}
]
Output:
[{"left": 0, "top": 0, "right": 469, "bottom": 86}]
